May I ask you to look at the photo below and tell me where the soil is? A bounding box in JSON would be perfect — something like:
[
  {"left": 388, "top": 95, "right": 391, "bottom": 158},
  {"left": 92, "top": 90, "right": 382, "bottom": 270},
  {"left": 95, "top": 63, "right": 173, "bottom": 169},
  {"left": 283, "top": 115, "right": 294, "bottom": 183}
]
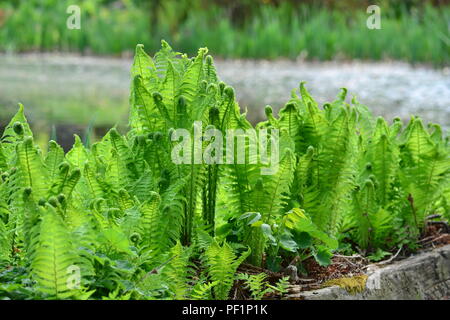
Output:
[{"left": 420, "top": 221, "right": 450, "bottom": 249}]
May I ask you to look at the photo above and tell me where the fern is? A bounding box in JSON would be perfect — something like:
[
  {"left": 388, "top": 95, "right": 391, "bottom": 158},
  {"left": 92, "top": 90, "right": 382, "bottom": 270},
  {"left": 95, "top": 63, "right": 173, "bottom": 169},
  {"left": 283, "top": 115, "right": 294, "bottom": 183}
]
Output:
[
  {"left": 1, "top": 42, "right": 449, "bottom": 300},
  {"left": 15, "top": 137, "right": 49, "bottom": 200},
  {"left": 1, "top": 104, "right": 33, "bottom": 156},
  {"left": 190, "top": 280, "right": 217, "bottom": 300},
  {"left": 0, "top": 142, "right": 8, "bottom": 173},
  {"left": 237, "top": 273, "right": 271, "bottom": 300},
  {"left": 400, "top": 119, "right": 450, "bottom": 229},
  {"left": 162, "top": 242, "right": 192, "bottom": 299},
  {"left": 204, "top": 241, "right": 250, "bottom": 300},
  {"left": 45, "top": 141, "right": 65, "bottom": 186},
  {"left": 0, "top": 218, "right": 11, "bottom": 264},
  {"left": 139, "top": 192, "right": 164, "bottom": 254},
  {"left": 366, "top": 118, "right": 399, "bottom": 206},
  {"left": 30, "top": 205, "right": 81, "bottom": 299},
  {"left": 66, "top": 135, "right": 89, "bottom": 169}
]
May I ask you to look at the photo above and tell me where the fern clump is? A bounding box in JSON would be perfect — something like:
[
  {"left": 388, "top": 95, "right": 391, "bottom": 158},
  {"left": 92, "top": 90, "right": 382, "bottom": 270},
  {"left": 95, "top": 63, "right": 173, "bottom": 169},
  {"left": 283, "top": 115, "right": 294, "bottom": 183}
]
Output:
[{"left": 0, "top": 41, "right": 448, "bottom": 300}]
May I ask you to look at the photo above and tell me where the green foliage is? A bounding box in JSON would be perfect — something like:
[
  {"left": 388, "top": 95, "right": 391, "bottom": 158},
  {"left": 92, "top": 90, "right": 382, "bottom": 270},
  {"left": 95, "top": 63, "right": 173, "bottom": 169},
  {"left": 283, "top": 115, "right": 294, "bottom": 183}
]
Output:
[
  {"left": 204, "top": 241, "right": 250, "bottom": 300},
  {"left": 190, "top": 280, "right": 217, "bottom": 300},
  {"left": 30, "top": 205, "right": 82, "bottom": 299},
  {"left": 1, "top": 1, "right": 448, "bottom": 64},
  {"left": 237, "top": 273, "right": 271, "bottom": 300},
  {"left": 237, "top": 273, "right": 291, "bottom": 300},
  {"left": 161, "top": 242, "right": 192, "bottom": 299},
  {"left": 0, "top": 42, "right": 448, "bottom": 300}
]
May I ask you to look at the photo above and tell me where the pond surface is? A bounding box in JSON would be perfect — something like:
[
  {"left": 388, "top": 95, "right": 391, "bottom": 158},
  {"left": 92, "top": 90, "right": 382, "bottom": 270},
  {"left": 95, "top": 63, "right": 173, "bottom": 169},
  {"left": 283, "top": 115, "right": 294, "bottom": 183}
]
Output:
[
  {"left": 218, "top": 60, "right": 450, "bottom": 130},
  {"left": 1, "top": 54, "right": 449, "bottom": 135}
]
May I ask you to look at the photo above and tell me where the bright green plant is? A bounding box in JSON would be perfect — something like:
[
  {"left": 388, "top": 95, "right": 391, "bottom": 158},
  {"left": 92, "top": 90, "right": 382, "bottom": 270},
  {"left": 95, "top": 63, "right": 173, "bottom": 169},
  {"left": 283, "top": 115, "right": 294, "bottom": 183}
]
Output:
[
  {"left": 204, "top": 241, "right": 250, "bottom": 300},
  {"left": 237, "top": 273, "right": 290, "bottom": 300},
  {"left": 0, "top": 42, "right": 448, "bottom": 300}
]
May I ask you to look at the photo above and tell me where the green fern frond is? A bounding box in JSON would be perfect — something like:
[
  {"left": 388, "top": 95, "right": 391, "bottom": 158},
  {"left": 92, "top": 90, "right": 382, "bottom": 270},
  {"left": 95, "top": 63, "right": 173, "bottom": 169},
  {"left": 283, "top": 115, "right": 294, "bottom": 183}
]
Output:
[
  {"left": 1, "top": 104, "right": 32, "bottom": 152},
  {"left": 66, "top": 135, "right": 89, "bottom": 169},
  {"left": 204, "top": 241, "right": 250, "bottom": 300},
  {"left": 0, "top": 142, "right": 8, "bottom": 172},
  {"left": 31, "top": 205, "right": 82, "bottom": 299},
  {"left": 307, "top": 108, "right": 357, "bottom": 235},
  {"left": 83, "top": 163, "right": 104, "bottom": 199},
  {"left": 162, "top": 242, "right": 192, "bottom": 299},
  {"left": 259, "top": 148, "right": 296, "bottom": 223},
  {"left": 15, "top": 137, "right": 49, "bottom": 200},
  {"left": 139, "top": 192, "right": 163, "bottom": 252},
  {"left": 400, "top": 118, "right": 450, "bottom": 228},
  {"left": 350, "top": 180, "right": 379, "bottom": 249},
  {"left": 178, "top": 47, "right": 207, "bottom": 105},
  {"left": 278, "top": 103, "right": 302, "bottom": 150},
  {"left": 154, "top": 40, "right": 183, "bottom": 79},
  {"left": 0, "top": 218, "right": 11, "bottom": 264},
  {"left": 45, "top": 141, "right": 65, "bottom": 187},
  {"left": 116, "top": 189, "right": 135, "bottom": 212},
  {"left": 131, "top": 75, "right": 166, "bottom": 133},
  {"left": 366, "top": 118, "right": 399, "bottom": 206},
  {"left": 190, "top": 280, "right": 218, "bottom": 300},
  {"left": 237, "top": 273, "right": 272, "bottom": 300},
  {"left": 131, "top": 44, "right": 158, "bottom": 88},
  {"left": 160, "top": 61, "right": 180, "bottom": 122}
]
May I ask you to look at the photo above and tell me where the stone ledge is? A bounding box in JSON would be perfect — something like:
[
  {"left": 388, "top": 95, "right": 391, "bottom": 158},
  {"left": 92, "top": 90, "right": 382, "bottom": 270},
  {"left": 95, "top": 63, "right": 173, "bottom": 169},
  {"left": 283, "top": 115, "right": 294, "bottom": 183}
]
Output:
[{"left": 286, "top": 244, "right": 450, "bottom": 300}]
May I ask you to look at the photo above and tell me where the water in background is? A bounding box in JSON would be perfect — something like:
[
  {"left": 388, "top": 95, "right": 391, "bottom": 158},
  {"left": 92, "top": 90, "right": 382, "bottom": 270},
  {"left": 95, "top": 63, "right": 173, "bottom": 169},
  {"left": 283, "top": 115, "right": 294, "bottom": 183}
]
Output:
[{"left": 1, "top": 54, "right": 449, "bottom": 143}]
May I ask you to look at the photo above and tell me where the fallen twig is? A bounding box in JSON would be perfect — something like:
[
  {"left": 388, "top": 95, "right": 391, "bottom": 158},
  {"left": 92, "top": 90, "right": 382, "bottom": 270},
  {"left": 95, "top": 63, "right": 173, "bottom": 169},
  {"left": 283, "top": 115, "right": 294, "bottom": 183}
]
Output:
[
  {"left": 334, "top": 254, "right": 366, "bottom": 260},
  {"left": 375, "top": 246, "right": 403, "bottom": 266}
]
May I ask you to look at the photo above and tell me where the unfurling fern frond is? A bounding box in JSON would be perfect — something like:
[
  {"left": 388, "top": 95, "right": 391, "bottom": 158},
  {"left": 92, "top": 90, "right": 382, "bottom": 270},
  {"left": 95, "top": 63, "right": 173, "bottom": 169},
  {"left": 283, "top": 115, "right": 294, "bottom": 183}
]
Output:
[
  {"left": 160, "top": 61, "right": 180, "bottom": 123},
  {"left": 82, "top": 163, "right": 104, "bottom": 200},
  {"left": 131, "top": 75, "right": 167, "bottom": 134},
  {"left": 1, "top": 104, "right": 32, "bottom": 155},
  {"left": 49, "top": 162, "right": 80, "bottom": 198},
  {"left": 296, "top": 83, "right": 327, "bottom": 152}
]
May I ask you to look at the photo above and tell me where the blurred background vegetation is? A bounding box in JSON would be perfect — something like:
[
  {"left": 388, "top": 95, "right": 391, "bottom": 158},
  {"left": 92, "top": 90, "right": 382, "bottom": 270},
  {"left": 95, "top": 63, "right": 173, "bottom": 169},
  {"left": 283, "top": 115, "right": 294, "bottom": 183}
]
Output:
[{"left": 0, "top": 0, "right": 449, "bottom": 64}]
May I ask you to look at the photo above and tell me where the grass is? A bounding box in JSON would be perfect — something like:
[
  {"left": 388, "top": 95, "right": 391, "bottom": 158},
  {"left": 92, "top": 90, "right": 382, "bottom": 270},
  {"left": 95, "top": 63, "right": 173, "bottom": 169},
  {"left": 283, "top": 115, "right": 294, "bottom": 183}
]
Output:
[{"left": 0, "top": 1, "right": 448, "bottom": 64}]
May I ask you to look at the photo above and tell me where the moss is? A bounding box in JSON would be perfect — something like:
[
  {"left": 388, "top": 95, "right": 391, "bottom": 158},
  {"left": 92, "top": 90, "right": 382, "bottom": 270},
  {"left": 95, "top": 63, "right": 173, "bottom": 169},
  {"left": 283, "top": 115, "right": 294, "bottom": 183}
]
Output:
[{"left": 322, "top": 275, "right": 368, "bottom": 294}]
